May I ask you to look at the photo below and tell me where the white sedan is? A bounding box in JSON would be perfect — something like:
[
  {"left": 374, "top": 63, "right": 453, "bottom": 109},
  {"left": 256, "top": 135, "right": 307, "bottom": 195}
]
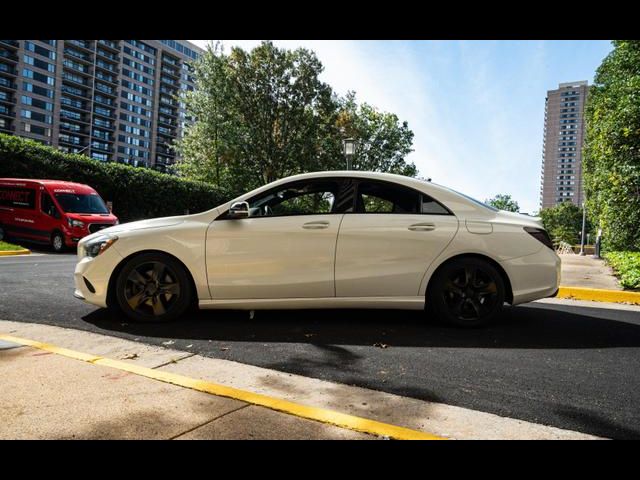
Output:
[{"left": 74, "top": 171, "right": 560, "bottom": 327}]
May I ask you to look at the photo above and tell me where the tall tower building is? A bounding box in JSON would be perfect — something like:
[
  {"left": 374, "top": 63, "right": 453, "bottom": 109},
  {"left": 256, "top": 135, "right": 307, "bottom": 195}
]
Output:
[
  {"left": 0, "top": 40, "right": 204, "bottom": 171},
  {"left": 540, "top": 80, "right": 589, "bottom": 209}
]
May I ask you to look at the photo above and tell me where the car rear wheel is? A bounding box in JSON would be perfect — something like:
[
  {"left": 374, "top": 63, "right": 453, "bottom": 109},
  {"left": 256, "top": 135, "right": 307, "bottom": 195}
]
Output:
[
  {"left": 115, "top": 252, "right": 192, "bottom": 323},
  {"left": 51, "top": 231, "right": 66, "bottom": 253},
  {"left": 428, "top": 257, "right": 505, "bottom": 327}
]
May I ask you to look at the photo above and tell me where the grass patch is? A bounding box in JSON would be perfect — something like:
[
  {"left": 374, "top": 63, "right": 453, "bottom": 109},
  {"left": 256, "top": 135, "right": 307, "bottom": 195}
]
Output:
[
  {"left": 0, "top": 240, "right": 25, "bottom": 251},
  {"left": 603, "top": 251, "right": 640, "bottom": 290}
]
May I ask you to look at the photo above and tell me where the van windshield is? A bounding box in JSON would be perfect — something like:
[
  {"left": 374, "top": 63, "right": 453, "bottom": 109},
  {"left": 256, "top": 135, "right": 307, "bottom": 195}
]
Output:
[{"left": 54, "top": 193, "right": 109, "bottom": 214}]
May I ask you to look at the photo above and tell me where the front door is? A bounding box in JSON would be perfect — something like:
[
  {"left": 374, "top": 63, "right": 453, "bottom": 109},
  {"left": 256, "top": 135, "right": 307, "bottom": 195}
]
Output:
[{"left": 206, "top": 178, "right": 354, "bottom": 299}]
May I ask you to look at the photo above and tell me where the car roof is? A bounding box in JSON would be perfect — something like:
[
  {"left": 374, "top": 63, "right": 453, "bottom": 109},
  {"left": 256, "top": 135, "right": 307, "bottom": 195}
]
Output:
[{"left": 0, "top": 178, "right": 97, "bottom": 193}]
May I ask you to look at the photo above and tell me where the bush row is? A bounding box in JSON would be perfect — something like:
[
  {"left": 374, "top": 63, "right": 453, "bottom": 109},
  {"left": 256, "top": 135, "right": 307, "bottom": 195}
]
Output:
[
  {"left": 0, "top": 134, "right": 235, "bottom": 223},
  {"left": 602, "top": 251, "right": 640, "bottom": 290}
]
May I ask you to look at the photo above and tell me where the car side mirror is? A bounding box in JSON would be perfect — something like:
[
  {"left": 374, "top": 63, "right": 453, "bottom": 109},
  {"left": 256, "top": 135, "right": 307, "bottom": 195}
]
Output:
[{"left": 228, "top": 201, "right": 250, "bottom": 219}]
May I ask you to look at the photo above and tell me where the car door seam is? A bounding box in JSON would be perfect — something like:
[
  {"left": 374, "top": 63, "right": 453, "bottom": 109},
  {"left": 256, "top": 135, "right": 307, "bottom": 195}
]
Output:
[{"left": 333, "top": 213, "right": 346, "bottom": 297}]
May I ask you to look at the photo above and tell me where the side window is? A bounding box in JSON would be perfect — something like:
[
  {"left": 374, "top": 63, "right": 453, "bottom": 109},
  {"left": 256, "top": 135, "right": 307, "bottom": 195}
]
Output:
[
  {"left": 41, "top": 192, "right": 60, "bottom": 218},
  {"left": 356, "top": 181, "right": 420, "bottom": 214},
  {"left": 422, "top": 194, "right": 451, "bottom": 215},
  {"left": 247, "top": 180, "right": 349, "bottom": 218}
]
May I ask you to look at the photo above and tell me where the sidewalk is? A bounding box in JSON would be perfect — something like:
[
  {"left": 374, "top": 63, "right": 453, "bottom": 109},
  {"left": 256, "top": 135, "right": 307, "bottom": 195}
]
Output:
[
  {"left": 0, "top": 320, "right": 600, "bottom": 440},
  {"left": 560, "top": 253, "right": 622, "bottom": 290}
]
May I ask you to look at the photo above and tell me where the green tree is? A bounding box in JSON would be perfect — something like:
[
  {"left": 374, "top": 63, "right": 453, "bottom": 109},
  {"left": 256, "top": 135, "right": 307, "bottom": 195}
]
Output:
[
  {"left": 539, "top": 201, "right": 592, "bottom": 245},
  {"left": 485, "top": 194, "right": 520, "bottom": 212},
  {"left": 331, "top": 92, "right": 416, "bottom": 175},
  {"left": 583, "top": 40, "right": 640, "bottom": 251},
  {"left": 176, "top": 42, "right": 416, "bottom": 191}
]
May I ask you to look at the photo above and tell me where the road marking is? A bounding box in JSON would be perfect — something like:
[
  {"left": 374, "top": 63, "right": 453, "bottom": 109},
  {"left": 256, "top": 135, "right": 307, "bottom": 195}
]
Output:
[
  {"left": 558, "top": 286, "right": 640, "bottom": 305},
  {"left": 0, "top": 333, "right": 445, "bottom": 440}
]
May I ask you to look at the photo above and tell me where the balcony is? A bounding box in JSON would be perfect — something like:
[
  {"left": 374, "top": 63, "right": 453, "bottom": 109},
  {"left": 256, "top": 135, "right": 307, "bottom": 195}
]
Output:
[
  {"left": 0, "top": 49, "right": 18, "bottom": 63},
  {"left": 66, "top": 40, "right": 93, "bottom": 53},
  {"left": 61, "top": 85, "right": 90, "bottom": 100},
  {"left": 62, "top": 72, "right": 89, "bottom": 86},
  {"left": 0, "top": 40, "right": 19, "bottom": 49},
  {"left": 93, "top": 108, "right": 115, "bottom": 120},
  {"left": 97, "top": 49, "right": 118, "bottom": 62},
  {"left": 95, "top": 60, "right": 117, "bottom": 73},
  {"left": 0, "top": 122, "right": 15, "bottom": 134},
  {"left": 63, "top": 48, "right": 92, "bottom": 64},
  {"left": 0, "top": 63, "right": 17, "bottom": 76},
  {"left": 95, "top": 83, "right": 117, "bottom": 97},
  {"left": 98, "top": 40, "right": 120, "bottom": 52},
  {"left": 95, "top": 72, "right": 118, "bottom": 86},
  {"left": 0, "top": 76, "right": 16, "bottom": 90}
]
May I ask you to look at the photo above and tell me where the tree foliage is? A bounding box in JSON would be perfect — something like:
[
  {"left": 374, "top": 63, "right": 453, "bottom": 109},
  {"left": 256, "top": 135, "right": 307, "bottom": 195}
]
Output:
[
  {"left": 539, "top": 201, "right": 592, "bottom": 245},
  {"left": 583, "top": 40, "right": 640, "bottom": 251},
  {"left": 485, "top": 193, "right": 520, "bottom": 212},
  {"left": 176, "top": 41, "right": 416, "bottom": 191}
]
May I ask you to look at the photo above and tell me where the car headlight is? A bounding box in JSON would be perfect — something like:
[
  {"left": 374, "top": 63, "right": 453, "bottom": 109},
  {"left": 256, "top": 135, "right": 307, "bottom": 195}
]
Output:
[
  {"left": 81, "top": 234, "right": 118, "bottom": 258},
  {"left": 68, "top": 218, "right": 85, "bottom": 228}
]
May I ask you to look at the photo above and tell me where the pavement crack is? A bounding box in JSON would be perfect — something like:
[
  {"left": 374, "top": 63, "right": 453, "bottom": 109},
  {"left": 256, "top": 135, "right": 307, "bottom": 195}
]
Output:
[
  {"left": 151, "top": 352, "right": 197, "bottom": 369},
  {"left": 169, "top": 404, "right": 251, "bottom": 440}
]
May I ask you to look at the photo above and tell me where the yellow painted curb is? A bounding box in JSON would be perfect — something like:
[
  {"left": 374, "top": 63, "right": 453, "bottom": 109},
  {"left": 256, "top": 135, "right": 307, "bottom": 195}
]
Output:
[
  {"left": 0, "top": 333, "right": 445, "bottom": 440},
  {"left": 0, "top": 248, "right": 31, "bottom": 256},
  {"left": 558, "top": 286, "right": 640, "bottom": 305}
]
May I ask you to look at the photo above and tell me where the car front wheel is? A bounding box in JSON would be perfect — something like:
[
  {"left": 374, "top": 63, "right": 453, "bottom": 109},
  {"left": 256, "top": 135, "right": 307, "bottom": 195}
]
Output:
[
  {"left": 428, "top": 258, "right": 505, "bottom": 327},
  {"left": 115, "top": 252, "right": 192, "bottom": 322}
]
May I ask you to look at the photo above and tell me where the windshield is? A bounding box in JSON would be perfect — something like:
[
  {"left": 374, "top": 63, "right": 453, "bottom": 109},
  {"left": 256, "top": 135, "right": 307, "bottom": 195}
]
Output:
[{"left": 54, "top": 193, "right": 109, "bottom": 214}]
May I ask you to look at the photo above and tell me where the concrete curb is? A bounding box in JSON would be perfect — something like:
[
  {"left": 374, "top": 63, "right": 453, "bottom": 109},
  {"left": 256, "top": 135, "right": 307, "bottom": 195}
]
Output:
[
  {"left": 0, "top": 249, "right": 31, "bottom": 256},
  {"left": 558, "top": 286, "right": 640, "bottom": 305}
]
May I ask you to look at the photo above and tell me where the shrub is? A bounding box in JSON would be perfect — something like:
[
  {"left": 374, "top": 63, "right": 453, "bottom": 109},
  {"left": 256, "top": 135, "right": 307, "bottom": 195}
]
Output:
[
  {"left": 602, "top": 251, "right": 640, "bottom": 290},
  {"left": 0, "top": 133, "right": 235, "bottom": 222}
]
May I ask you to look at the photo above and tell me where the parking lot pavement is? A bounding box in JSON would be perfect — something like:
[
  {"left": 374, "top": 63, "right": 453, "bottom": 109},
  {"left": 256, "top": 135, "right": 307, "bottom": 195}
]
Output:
[{"left": 0, "top": 322, "right": 599, "bottom": 440}]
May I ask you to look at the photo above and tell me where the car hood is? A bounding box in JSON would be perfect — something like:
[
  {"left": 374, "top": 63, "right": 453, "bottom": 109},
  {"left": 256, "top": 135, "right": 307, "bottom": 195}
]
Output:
[{"left": 98, "top": 215, "right": 186, "bottom": 235}]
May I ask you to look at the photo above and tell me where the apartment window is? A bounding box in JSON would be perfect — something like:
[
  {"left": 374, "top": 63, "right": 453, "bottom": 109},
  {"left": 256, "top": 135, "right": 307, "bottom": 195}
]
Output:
[
  {"left": 21, "top": 95, "right": 53, "bottom": 111},
  {"left": 91, "top": 152, "right": 109, "bottom": 162},
  {"left": 126, "top": 40, "right": 156, "bottom": 55},
  {"left": 24, "top": 41, "right": 56, "bottom": 60},
  {"left": 21, "top": 109, "right": 52, "bottom": 124},
  {"left": 23, "top": 81, "right": 53, "bottom": 99},
  {"left": 94, "top": 106, "right": 114, "bottom": 117},
  {"left": 93, "top": 129, "right": 111, "bottom": 141},
  {"left": 24, "top": 54, "right": 55, "bottom": 73},
  {"left": 23, "top": 123, "right": 50, "bottom": 136},
  {"left": 93, "top": 118, "right": 113, "bottom": 129},
  {"left": 22, "top": 69, "right": 55, "bottom": 86},
  {"left": 60, "top": 108, "right": 82, "bottom": 121},
  {"left": 118, "top": 134, "right": 149, "bottom": 148},
  {"left": 62, "top": 71, "right": 87, "bottom": 85}
]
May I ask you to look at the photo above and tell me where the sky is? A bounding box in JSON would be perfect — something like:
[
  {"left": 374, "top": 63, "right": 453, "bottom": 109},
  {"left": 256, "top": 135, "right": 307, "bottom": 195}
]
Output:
[{"left": 188, "top": 40, "right": 613, "bottom": 214}]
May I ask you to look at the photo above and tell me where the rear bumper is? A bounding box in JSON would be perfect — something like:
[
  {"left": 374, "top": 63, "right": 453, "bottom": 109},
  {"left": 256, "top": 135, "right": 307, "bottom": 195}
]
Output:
[{"left": 500, "top": 247, "right": 561, "bottom": 305}]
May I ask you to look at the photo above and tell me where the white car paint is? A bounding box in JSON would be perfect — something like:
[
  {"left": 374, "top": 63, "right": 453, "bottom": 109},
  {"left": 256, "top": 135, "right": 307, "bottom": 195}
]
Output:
[{"left": 74, "top": 171, "right": 560, "bottom": 313}]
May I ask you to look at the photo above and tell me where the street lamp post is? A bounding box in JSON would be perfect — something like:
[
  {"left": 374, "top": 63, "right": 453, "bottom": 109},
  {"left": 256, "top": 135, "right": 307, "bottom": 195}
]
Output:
[
  {"left": 579, "top": 200, "right": 587, "bottom": 256},
  {"left": 343, "top": 138, "right": 356, "bottom": 170}
]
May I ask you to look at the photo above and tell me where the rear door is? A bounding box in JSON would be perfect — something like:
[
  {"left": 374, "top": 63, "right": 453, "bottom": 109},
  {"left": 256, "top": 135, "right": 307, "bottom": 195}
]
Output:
[
  {"left": 39, "top": 189, "right": 63, "bottom": 239},
  {"left": 335, "top": 179, "right": 459, "bottom": 297}
]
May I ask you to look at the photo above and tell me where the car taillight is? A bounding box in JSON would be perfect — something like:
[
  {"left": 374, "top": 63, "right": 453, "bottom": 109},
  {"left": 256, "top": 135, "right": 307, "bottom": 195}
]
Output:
[{"left": 524, "top": 227, "right": 554, "bottom": 250}]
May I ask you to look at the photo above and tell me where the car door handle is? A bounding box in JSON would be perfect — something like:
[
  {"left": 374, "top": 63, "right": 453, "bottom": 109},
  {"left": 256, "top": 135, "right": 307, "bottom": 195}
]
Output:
[
  {"left": 302, "top": 221, "right": 330, "bottom": 229},
  {"left": 408, "top": 223, "right": 436, "bottom": 231}
]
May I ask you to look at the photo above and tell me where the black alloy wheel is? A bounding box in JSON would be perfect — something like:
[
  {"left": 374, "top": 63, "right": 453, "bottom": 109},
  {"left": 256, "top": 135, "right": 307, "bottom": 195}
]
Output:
[
  {"left": 115, "top": 253, "right": 192, "bottom": 322},
  {"left": 429, "top": 257, "right": 505, "bottom": 327}
]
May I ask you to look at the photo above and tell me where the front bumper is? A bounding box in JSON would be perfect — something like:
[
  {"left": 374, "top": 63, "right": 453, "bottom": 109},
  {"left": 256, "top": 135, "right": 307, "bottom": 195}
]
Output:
[{"left": 73, "top": 245, "right": 123, "bottom": 308}]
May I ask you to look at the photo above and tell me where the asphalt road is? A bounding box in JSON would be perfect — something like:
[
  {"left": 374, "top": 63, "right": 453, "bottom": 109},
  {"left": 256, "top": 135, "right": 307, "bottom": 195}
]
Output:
[{"left": 2, "top": 250, "right": 640, "bottom": 439}]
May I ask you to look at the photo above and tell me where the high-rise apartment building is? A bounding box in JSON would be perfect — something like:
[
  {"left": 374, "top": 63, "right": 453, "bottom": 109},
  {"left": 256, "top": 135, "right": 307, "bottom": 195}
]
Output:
[
  {"left": 540, "top": 80, "right": 589, "bottom": 209},
  {"left": 0, "top": 40, "right": 204, "bottom": 171}
]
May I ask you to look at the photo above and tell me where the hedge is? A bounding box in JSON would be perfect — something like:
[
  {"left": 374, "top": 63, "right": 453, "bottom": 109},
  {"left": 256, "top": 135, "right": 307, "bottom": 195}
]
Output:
[
  {"left": 602, "top": 251, "right": 640, "bottom": 290},
  {"left": 0, "top": 133, "right": 235, "bottom": 223}
]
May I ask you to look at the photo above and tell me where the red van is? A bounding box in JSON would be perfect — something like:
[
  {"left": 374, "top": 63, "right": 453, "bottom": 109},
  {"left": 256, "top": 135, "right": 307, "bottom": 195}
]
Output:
[{"left": 0, "top": 179, "right": 119, "bottom": 252}]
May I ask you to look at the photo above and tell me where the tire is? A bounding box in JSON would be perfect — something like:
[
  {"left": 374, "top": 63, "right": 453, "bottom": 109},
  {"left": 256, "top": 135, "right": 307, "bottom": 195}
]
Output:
[
  {"left": 51, "top": 231, "right": 66, "bottom": 253},
  {"left": 115, "top": 252, "right": 192, "bottom": 323},
  {"left": 428, "top": 257, "right": 505, "bottom": 327}
]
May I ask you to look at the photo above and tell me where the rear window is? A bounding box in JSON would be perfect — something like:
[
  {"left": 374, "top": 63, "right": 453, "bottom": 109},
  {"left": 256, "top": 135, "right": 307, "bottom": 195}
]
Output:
[
  {"left": 0, "top": 186, "right": 36, "bottom": 209},
  {"left": 54, "top": 193, "right": 109, "bottom": 214}
]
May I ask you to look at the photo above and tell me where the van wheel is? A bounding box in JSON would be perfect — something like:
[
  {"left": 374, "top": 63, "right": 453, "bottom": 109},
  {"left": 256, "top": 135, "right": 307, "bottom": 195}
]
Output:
[{"left": 51, "top": 232, "right": 66, "bottom": 253}]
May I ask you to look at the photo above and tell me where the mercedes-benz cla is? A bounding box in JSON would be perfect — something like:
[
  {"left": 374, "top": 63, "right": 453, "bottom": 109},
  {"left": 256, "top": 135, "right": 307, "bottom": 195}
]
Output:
[{"left": 74, "top": 171, "right": 560, "bottom": 327}]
